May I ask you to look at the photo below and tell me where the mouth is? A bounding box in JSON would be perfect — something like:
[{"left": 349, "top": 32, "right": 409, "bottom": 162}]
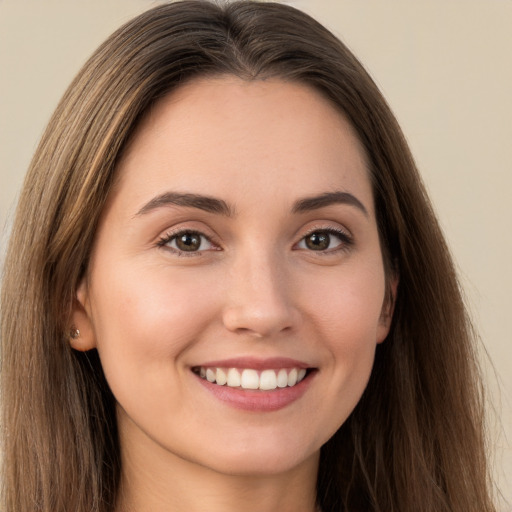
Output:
[
  {"left": 192, "top": 366, "right": 310, "bottom": 391},
  {"left": 191, "top": 357, "right": 317, "bottom": 411}
]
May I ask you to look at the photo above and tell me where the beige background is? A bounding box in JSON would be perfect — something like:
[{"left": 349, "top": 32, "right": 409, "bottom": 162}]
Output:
[{"left": 0, "top": 0, "right": 510, "bottom": 508}]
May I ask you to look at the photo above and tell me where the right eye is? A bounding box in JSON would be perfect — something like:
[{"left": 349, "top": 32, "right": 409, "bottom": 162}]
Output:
[{"left": 158, "top": 230, "right": 215, "bottom": 255}]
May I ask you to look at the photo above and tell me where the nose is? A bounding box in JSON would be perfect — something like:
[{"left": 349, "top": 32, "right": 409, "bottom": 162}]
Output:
[{"left": 222, "top": 251, "right": 299, "bottom": 338}]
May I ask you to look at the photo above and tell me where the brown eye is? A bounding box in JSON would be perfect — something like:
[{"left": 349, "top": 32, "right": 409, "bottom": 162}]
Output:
[
  {"left": 305, "top": 232, "right": 331, "bottom": 250},
  {"left": 160, "top": 230, "right": 214, "bottom": 253},
  {"left": 175, "top": 232, "right": 202, "bottom": 251},
  {"left": 297, "top": 229, "right": 350, "bottom": 252}
]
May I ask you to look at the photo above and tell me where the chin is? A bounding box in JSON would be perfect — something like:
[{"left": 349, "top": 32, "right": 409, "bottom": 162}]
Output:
[
  {"left": 173, "top": 425, "right": 323, "bottom": 478},
  {"left": 196, "top": 446, "right": 319, "bottom": 478}
]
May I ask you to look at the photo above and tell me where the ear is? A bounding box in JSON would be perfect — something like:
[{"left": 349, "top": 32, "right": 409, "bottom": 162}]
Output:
[
  {"left": 69, "top": 279, "right": 97, "bottom": 351},
  {"left": 376, "top": 274, "right": 399, "bottom": 344}
]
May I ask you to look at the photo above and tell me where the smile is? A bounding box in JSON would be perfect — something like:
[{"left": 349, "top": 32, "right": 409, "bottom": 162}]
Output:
[{"left": 193, "top": 367, "right": 308, "bottom": 390}]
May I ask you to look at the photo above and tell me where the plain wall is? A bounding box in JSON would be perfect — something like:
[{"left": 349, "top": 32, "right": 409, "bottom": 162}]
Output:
[{"left": 0, "top": 0, "right": 510, "bottom": 508}]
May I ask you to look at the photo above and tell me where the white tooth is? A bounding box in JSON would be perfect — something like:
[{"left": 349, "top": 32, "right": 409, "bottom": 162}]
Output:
[
  {"left": 277, "top": 369, "right": 288, "bottom": 388},
  {"left": 287, "top": 368, "right": 298, "bottom": 386},
  {"left": 216, "top": 368, "right": 227, "bottom": 385},
  {"left": 259, "top": 370, "right": 277, "bottom": 390},
  {"left": 200, "top": 367, "right": 206, "bottom": 378},
  {"left": 206, "top": 368, "right": 216, "bottom": 382},
  {"left": 227, "top": 368, "right": 241, "bottom": 387},
  {"left": 297, "top": 368, "right": 307, "bottom": 382},
  {"left": 241, "top": 369, "right": 259, "bottom": 389}
]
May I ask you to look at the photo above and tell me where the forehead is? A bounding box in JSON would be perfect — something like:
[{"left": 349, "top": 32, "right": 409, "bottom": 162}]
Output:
[{"left": 112, "top": 76, "right": 373, "bottom": 214}]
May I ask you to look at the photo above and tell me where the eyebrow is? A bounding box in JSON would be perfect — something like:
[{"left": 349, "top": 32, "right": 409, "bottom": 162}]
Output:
[
  {"left": 292, "top": 191, "right": 369, "bottom": 217},
  {"left": 135, "top": 190, "right": 368, "bottom": 218},
  {"left": 135, "top": 192, "right": 233, "bottom": 217}
]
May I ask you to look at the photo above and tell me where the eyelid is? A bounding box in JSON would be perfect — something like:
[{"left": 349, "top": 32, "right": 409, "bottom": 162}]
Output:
[
  {"left": 154, "top": 221, "right": 353, "bottom": 256},
  {"left": 156, "top": 227, "right": 221, "bottom": 256},
  {"left": 294, "top": 224, "right": 354, "bottom": 252}
]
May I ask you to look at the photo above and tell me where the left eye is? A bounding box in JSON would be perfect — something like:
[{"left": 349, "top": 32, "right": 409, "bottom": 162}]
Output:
[
  {"left": 160, "top": 231, "right": 214, "bottom": 253},
  {"left": 297, "top": 230, "right": 348, "bottom": 251}
]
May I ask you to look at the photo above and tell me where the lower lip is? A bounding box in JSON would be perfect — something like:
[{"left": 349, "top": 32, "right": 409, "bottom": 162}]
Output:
[{"left": 195, "top": 371, "right": 315, "bottom": 412}]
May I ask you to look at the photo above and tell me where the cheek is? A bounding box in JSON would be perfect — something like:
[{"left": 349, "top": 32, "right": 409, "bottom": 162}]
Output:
[
  {"left": 88, "top": 263, "right": 221, "bottom": 374},
  {"left": 305, "top": 262, "right": 386, "bottom": 341},
  {"left": 300, "top": 259, "right": 386, "bottom": 393},
  {"left": 87, "top": 264, "right": 227, "bottom": 428}
]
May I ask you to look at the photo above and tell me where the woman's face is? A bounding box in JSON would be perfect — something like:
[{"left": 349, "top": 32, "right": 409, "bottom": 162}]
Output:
[{"left": 73, "top": 77, "right": 394, "bottom": 477}]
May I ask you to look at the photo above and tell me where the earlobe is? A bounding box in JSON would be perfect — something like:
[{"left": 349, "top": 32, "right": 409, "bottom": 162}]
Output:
[{"left": 69, "top": 280, "right": 97, "bottom": 351}]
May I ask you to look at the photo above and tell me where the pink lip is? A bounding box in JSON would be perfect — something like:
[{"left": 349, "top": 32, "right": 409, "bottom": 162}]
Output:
[
  {"left": 196, "top": 375, "right": 314, "bottom": 412},
  {"left": 193, "top": 356, "right": 311, "bottom": 371},
  {"left": 193, "top": 361, "right": 316, "bottom": 412}
]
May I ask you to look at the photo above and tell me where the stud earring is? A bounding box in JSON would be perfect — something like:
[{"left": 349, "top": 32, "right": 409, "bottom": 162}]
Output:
[{"left": 70, "top": 327, "right": 80, "bottom": 340}]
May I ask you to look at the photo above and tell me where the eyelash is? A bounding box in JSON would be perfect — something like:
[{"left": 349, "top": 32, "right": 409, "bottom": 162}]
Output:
[
  {"left": 156, "top": 226, "right": 353, "bottom": 256},
  {"left": 157, "top": 229, "right": 219, "bottom": 257},
  {"left": 296, "top": 226, "right": 354, "bottom": 254}
]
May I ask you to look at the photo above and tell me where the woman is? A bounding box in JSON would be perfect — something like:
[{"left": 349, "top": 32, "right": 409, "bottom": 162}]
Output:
[{"left": 0, "top": 1, "right": 496, "bottom": 511}]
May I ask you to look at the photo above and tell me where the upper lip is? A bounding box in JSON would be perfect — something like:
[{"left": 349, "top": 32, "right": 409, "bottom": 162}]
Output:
[{"left": 192, "top": 357, "right": 312, "bottom": 371}]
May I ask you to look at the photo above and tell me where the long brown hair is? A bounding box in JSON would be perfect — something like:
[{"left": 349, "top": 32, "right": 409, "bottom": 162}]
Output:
[{"left": 1, "top": 2, "right": 495, "bottom": 511}]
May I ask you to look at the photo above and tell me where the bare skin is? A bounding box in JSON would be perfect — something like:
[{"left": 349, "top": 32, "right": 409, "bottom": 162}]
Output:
[{"left": 72, "top": 77, "right": 395, "bottom": 512}]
